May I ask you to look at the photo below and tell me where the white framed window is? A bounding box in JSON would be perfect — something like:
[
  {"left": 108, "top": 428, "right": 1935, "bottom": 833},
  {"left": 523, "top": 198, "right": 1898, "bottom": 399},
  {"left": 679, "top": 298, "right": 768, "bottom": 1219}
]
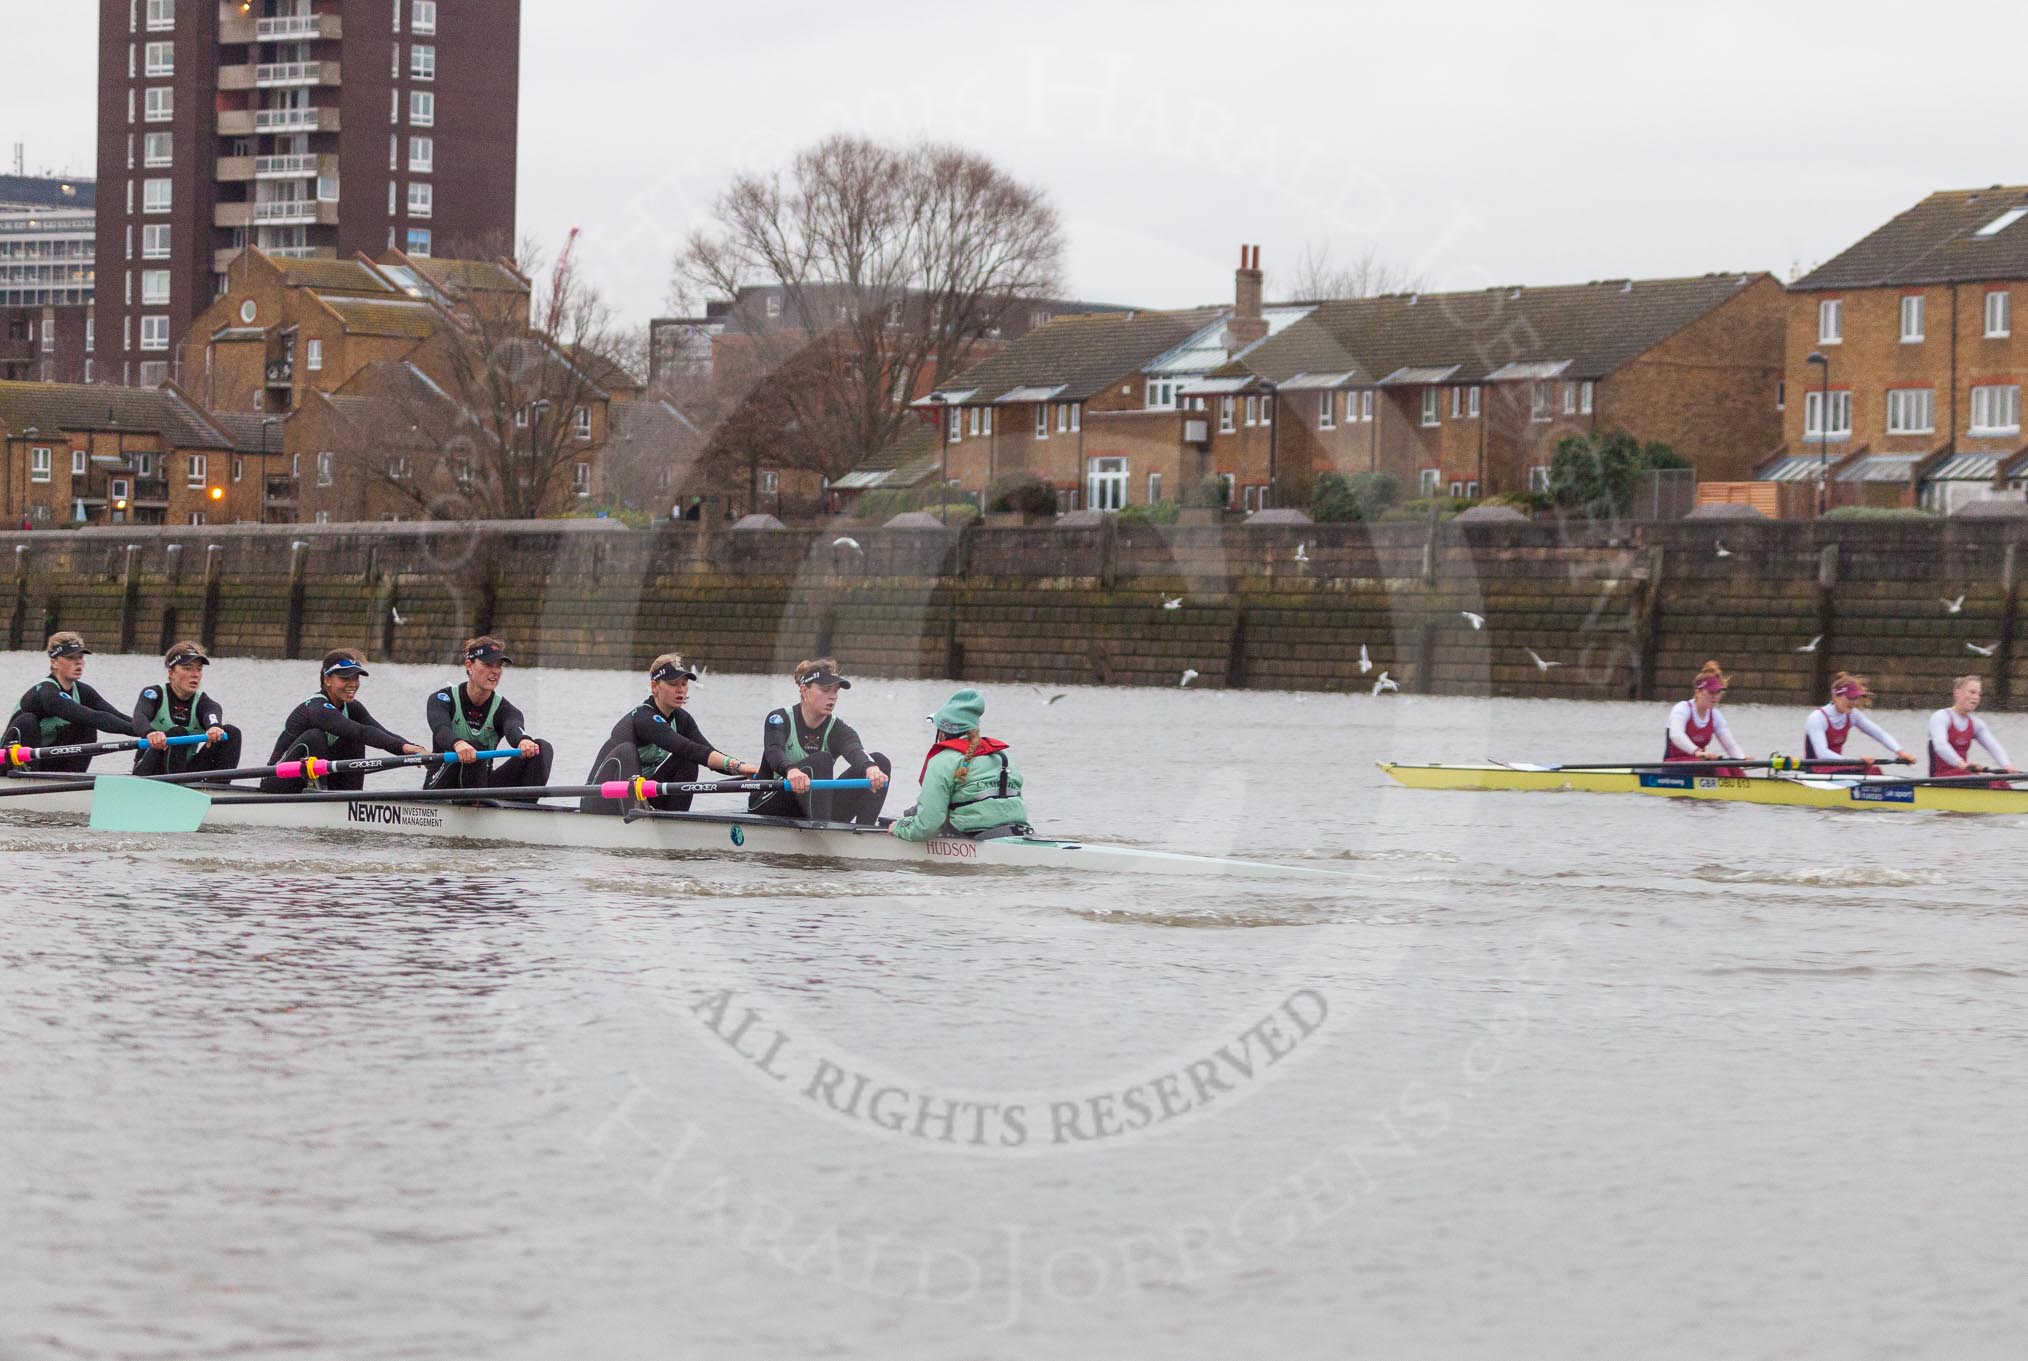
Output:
[
  {"left": 389, "top": 134, "right": 398, "bottom": 170},
  {"left": 1070, "top": 403, "right": 1081, "bottom": 433},
  {"left": 144, "top": 86, "right": 173, "bottom": 122},
  {"left": 1421, "top": 388, "right": 1440, "bottom": 427},
  {"left": 967, "top": 407, "right": 980, "bottom": 436},
  {"left": 1885, "top": 387, "right": 1934, "bottom": 435},
  {"left": 1802, "top": 389, "right": 1853, "bottom": 438},
  {"left": 410, "top": 91, "right": 435, "bottom": 126},
  {"left": 144, "top": 41, "right": 173, "bottom": 75},
  {"left": 143, "top": 178, "right": 172, "bottom": 213},
  {"left": 124, "top": 271, "right": 133, "bottom": 306},
  {"left": 408, "top": 136, "right": 433, "bottom": 172},
  {"left": 40, "top": 320, "right": 53, "bottom": 352},
  {"left": 141, "top": 270, "right": 170, "bottom": 305},
  {"left": 186, "top": 453, "right": 207, "bottom": 489},
  {"left": 1970, "top": 384, "right": 2021, "bottom": 436},
  {"left": 573, "top": 462, "right": 591, "bottom": 497},
  {"left": 760, "top": 470, "right": 778, "bottom": 493},
  {"left": 1419, "top": 468, "right": 1441, "bottom": 496},
  {"left": 1056, "top": 402, "right": 1069, "bottom": 433},
  {"left": 411, "top": 0, "right": 436, "bottom": 33},
  {"left": 127, "top": 89, "right": 135, "bottom": 125},
  {"left": 1145, "top": 379, "right": 1175, "bottom": 410},
  {"left": 1468, "top": 386, "right": 1482, "bottom": 418},
  {"left": 1900, "top": 294, "right": 1924, "bottom": 342},
  {"left": 72, "top": 448, "right": 87, "bottom": 476},
  {"left": 143, "top": 131, "right": 172, "bottom": 167},
  {"left": 129, "top": 43, "right": 136, "bottom": 78},
  {"left": 232, "top": 457, "right": 242, "bottom": 482},
  {"left": 306, "top": 339, "right": 323, "bottom": 371},
  {"left": 947, "top": 408, "right": 962, "bottom": 443},
  {"left": 85, "top": 320, "right": 94, "bottom": 353},
  {"left": 981, "top": 407, "right": 992, "bottom": 437},
  {"left": 1219, "top": 396, "right": 1235, "bottom": 433},
  {"left": 1530, "top": 382, "right": 1553, "bottom": 423},
  {"left": 1987, "top": 290, "right": 2012, "bottom": 338},
  {"left": 146, "top": 0, "right": 174, "bottom": 28},
  {"left": 393, "top": 0, "right": 401, "bottom": 31},
  {"left": 1146, "top": 471, "right": 1162, "bottom": 504},
  {"left": 316, "top": 451, "right": 334, "bottom": 486},
  {"left": 1561, "top": 382, "right": 1577, "bottom": 415},
  {"left": 515, "top": 405, "right": 530, "bottom": 428},
  {"left": 1818, "top": 297, "right": 1842, "bottom": 344},
  {"left": 314, "top": 511, "right": 331, "bottom": 524},
  {"left": 139, "top": 316, "right": 169, "bottom": 351},
  {"left": 388, "top": 180, "right": 397, "bottom": 215},
  {"left": 391, "top": 43, "right": 401, "bottom": 77},
  {"left": 407, "top": 182, "right": 431, "bottom": 218},
  {"left": 1318, "top": 392, "right": 1335, "bottom": 429},
  {"left": 143, "top": 224, "right": 170, "bottom": 258},
  {"left": 1035, "top": 404, "right": 1049, "bottom": 439},
  {"left": 126, "top": 132, "right": 135, "bottom": 170},
  {"left": 1244, "top": 395, "right": 1259, "bottom": 427},
  {"left": 1776, "top": 379, "right": 1785, "bottom": 411},
  {"left": 391, "top": 88, "right": 400, "bottom": 124},
  {"left": 1528, "top": 465, "right": 1551, "bottom": 493},
  {"left": 1360, "top": 390, "right": 1373, "bottom": 422},
  {"left": 410, "top": 44, "right": 435, "bottom": 80},
  {"left": 762, "top": 294, "right": 782, "bottom": 320},
  {"left": 387, "top": 455, "right": 411, "bottom": 481},
  {"left": 1450, "top": 387, "right": 1463, "bottom": 419},
  {"left": 1261, "top": 396, "right": 1272, "bottom": 426},
  {"left": 574, "top": 406, "right": 593, "bottom": 440},
  {"left": 29, "top": 448, "right": 51, "bottom": 483},
  {"left": 405, "top": 227, "right": 431, "bottom": 256}
]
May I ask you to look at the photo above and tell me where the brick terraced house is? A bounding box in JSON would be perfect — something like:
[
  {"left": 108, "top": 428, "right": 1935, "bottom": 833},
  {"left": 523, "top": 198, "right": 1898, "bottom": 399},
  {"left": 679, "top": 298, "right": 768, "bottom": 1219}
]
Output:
[{"left": 1773, "top": 185, "right": 2028, "bottom": 513}]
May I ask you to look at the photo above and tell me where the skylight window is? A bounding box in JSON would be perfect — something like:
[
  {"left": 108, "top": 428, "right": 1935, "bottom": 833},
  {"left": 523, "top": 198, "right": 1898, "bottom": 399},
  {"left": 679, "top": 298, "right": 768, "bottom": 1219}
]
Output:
[{"left": 1975, "top": 207, "right": 2028, "bottom": 238}]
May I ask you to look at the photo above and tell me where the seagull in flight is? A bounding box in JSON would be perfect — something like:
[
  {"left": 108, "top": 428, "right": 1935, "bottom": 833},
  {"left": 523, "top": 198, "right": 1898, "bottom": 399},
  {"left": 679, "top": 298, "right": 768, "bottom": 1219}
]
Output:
[
  {"left": 1796, "top": 634, "right": 1822, "bottom": 653},
  {"left": 1293, "top": 542, "right": 1310, "bottom": 563},
  {"left": 1525, "top": 648, "right": 1564, "bottom": 671},
  {"left": 1461, "top": 611, "right": 1485, "bottom": 630},
  {"left": 1967, "top": 641, "right": 1999, "bottom": 657},
  {"left": 1357, "top": 643, "right": 1373, "bottom": 675},
  {"left": 1715, "top": 539, "right": 1733, "bottom": 558},
  {"left": 831, "top": 535, "right": 863, "bottom": 552},
  {"left": 1179, "top": 668, "right": 1200, "bottom": 687},
  {"left": 1941, "top": 593, "right": 1965, "bottom": 614},
  {"left": 1162, "top": 596, "right": 1184, "bottom": 610},
  {"left": 390, "top": 605, "right": 406, "bottom": 626},
  {"left": 1045, "top": 692, "right": 1067, "bottom": 705},
  {"left": 1371, "top": 671, "right": 1399, "bottom": 695}
]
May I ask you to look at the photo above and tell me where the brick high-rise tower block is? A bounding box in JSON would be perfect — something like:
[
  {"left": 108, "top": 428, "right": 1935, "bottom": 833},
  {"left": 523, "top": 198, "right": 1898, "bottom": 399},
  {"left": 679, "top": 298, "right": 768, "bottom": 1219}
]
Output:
[{"left": 96, "top": 0, "right": 520, "bottom": 390}]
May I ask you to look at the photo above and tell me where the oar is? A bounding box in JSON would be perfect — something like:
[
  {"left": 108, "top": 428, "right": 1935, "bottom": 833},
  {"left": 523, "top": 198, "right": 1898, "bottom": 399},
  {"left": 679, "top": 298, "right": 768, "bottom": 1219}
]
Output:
[
  {"left": 1846, "top": 769, "right": 2028, "bottom": 790},
  {"left": 10, "top": 746, "right": 529, "bottom": 802},
  {"left": 4, "top": 733, "right": 209, "bottom": 766},
  {"left": 1497, "top": 756, "right": 1910, "bottom": 773},
  {"left": 90, "top": 776, "right": 873, "bottom": 834}
]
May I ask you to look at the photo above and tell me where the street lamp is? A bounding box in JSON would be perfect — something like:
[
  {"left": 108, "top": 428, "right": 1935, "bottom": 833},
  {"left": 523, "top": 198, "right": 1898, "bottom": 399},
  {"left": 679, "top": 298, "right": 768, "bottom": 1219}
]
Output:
[
  {"left": 1806, "top": 350, "right": 1830, "bottom": 517},
  {"left": 927, "top": 393, "right": 949, "bottom": 525}
]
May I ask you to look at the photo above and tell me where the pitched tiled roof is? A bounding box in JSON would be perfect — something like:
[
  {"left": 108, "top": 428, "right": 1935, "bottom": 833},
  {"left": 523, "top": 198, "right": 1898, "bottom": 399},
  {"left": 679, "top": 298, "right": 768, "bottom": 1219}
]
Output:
[
  {"left": 929, "top": 307, "right": 1228, "bottom": 404},
  {"left": 834, "top": 419, "right": 943, "bottom": 490},
  {"left": 607, "top": 399, "right": 698, "bottom": 458},
  {"left": 317, "top": 294, "right": 440, "bottom": 339},
  {"left": 1796, "top": 187, "right": 2028, "bottom": 290},
  {"left": 326, "top": 362, "right": 474, "bottom": 449},
  {"left": 269, "top": 255, "right": 398, "bottom": 295},
  {"left": 406, "top": 257, "right": 528, "bottom": 295},
  {"left": 1229, "top": 275, "right": 1772, "bottom": 385},
  {"left": 0, "top": 382, "right": 226, "bottom": 448},
  {"left": 204, "top": 411, "right": 291, "bottom": 453}
]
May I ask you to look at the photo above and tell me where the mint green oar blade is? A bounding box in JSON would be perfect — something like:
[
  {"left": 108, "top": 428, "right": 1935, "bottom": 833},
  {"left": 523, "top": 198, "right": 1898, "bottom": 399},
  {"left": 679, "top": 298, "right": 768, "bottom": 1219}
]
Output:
[{"left": 90, "top": 775, "right": 214, "bottom": 833}]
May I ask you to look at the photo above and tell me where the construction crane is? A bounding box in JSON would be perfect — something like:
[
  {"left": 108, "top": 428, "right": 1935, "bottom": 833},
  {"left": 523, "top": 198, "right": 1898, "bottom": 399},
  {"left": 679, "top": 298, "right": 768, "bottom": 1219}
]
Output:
[{"left": 546, "top": 226, "right": 580, "bottom": 331}]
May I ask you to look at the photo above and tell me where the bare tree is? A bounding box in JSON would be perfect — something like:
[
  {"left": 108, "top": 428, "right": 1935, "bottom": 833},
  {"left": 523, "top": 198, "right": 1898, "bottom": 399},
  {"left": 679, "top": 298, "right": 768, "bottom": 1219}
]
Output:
[
  {"left": 348, "top": 242, "right": 632, "bottom": 520},
  {"left": 675, "top": 134, "right": 1064, "bottom": 498},
  {"left": 1277, "top": 241, "right": 1426, "bottom": 301}
]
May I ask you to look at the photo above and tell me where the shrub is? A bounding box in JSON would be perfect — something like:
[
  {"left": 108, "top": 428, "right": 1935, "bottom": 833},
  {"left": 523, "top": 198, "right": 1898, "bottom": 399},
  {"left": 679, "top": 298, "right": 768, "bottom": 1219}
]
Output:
[
  {"left": 1481, "top": 490, "right": 1550, "bottom": 515},
  {"left": 1378, "top": 495, "right": 1468, "bottom": 522},
  {"left": 985, "top": 473, "right": 1059, "bottom": 516},
  {"left": 1116, "top": 499, "right": 1182, "bottom": 526},
  {"left": 1820, "top": 505, "right": 1935, "bottom": 521},
  {"left": 1547, "top": 430, "right": 1688, "bottom": 519},
  {"left": 1311, "top": 471, "right": 1401, "bottom": 522},
  {"left": 1186, "top": 475, "right": 1232, "bottom": 509},
  {"left": 858, "top": 484, "right": 979, "bottom": 521}
]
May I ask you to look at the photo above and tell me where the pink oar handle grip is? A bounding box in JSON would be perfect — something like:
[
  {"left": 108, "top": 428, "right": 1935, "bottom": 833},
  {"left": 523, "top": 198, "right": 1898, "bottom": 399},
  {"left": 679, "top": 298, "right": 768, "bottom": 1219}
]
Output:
[{"left": 600, "top": 780, "right": 638, "bottom": 800}]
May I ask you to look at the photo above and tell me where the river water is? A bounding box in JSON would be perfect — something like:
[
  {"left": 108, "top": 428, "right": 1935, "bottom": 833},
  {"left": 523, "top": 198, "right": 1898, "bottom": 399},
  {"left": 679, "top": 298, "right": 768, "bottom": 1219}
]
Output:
[{"left": 2, "top": 651, "right": 2025, "bottom": 1360}]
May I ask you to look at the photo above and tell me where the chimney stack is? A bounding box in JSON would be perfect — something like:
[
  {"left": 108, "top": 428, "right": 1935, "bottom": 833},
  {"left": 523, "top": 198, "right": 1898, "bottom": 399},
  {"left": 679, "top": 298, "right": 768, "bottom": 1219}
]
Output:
[{"left": 1225, "top": 243, "right": 1267, "bottom": 353}]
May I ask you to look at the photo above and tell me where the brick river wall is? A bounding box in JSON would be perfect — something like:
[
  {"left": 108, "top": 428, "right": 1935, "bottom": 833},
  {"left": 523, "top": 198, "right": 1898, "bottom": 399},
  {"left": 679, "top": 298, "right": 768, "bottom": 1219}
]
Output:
[{"left": 2, "top": 515, "right": 2024, "bottom": 709}]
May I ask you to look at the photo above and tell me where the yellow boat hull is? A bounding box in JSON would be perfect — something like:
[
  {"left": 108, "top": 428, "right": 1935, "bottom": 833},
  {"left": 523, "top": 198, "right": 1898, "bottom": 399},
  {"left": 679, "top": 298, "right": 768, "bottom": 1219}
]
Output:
[{"left": 1377, "top": 762, "right": 2028, "bottom": 814}]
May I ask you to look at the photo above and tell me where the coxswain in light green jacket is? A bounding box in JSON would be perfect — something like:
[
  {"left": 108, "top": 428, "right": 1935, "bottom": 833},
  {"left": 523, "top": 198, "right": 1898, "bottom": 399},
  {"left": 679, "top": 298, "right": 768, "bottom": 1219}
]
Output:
[{"left": 891, "top": 688, "right": 1030, "bottom": 842}]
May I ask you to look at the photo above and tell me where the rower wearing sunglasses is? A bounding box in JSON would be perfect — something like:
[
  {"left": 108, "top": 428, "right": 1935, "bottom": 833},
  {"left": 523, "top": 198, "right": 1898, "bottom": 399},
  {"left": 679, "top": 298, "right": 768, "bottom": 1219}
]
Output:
[
  {"left": 748, "top": 657, "right": 891, "bottom": 825},
  {"left": 580, "top": 653, "right": 757, "bottom": 814},
  {"left": 422, "top": 636, "right": 553, "bottom": 797},
  {"left": 259, "top": 649, "right": 425, "bottom": 793}
]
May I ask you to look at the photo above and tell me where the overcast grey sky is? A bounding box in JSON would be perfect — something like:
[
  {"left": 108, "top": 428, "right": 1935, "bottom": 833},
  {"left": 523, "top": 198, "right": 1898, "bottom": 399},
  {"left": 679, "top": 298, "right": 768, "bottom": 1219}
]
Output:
[{"left": 7, "top": 0, "right": 2025, "bottom": 328}]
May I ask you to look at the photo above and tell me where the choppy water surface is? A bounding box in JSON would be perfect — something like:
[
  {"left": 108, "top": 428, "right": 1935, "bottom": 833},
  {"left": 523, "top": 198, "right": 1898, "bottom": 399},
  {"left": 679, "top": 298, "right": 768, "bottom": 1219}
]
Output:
[{"left": 4, "top": 651, "right": 2027, "bottom": 1360}]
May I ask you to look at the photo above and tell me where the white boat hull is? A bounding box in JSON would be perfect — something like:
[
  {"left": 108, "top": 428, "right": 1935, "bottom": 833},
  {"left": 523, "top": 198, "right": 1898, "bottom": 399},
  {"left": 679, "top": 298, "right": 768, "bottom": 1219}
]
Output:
[{"left": 1, "top": 785, "right": 1349, "bottom": 883}]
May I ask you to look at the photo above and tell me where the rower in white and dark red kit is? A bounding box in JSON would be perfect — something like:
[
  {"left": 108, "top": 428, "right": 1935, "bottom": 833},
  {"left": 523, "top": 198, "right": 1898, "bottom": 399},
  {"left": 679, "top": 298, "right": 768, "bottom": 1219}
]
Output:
[
  {"left": 1803, "top": 672, "right": 1915, "bottom": 774},
  {"left": 1928, "top": 674, "right": 2017, "bottom": 785},
  {"left": 1664, "top": 661, "right": 1747, "bottom": 777}
]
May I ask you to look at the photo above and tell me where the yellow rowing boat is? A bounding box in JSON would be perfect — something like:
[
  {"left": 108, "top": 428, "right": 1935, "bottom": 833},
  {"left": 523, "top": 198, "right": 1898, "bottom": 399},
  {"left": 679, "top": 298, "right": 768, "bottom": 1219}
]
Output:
[{"left": 1376, "top": 762, "right": 2028, "bottom": 814}]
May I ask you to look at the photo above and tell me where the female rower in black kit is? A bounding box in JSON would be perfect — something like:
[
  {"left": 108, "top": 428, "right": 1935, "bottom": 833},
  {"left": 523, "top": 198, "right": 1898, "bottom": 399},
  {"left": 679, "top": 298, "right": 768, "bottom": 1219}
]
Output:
[{"left": 580, "top": 653, "right": 757, "bottom": 813}]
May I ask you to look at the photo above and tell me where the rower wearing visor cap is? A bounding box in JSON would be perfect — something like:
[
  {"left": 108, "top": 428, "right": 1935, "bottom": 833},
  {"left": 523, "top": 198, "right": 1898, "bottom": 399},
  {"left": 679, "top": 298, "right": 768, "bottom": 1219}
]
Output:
[
  {"left": 259, "top": 648, "right": 425, "bottom": 792},
  {"left": 748, "top": 657, "right": 892, "bottom": 825},
  {"left": 2, "top": 632, "right": 137, "bottom": 773},
  {"left": 1803, "top": 671, "right": 1915, "bottom": 775},
  {"left": 580, "top": 653, "right": 757, "bottom": 814},
  {"left": 131, "top": 641, "right": 243, "bottom": 777},
  {"left": 421, "top": 635, "right": 553, "bottom": 798},
  {"left": 1663, "top": 661, "right": 1747, "bottom": 778}
]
